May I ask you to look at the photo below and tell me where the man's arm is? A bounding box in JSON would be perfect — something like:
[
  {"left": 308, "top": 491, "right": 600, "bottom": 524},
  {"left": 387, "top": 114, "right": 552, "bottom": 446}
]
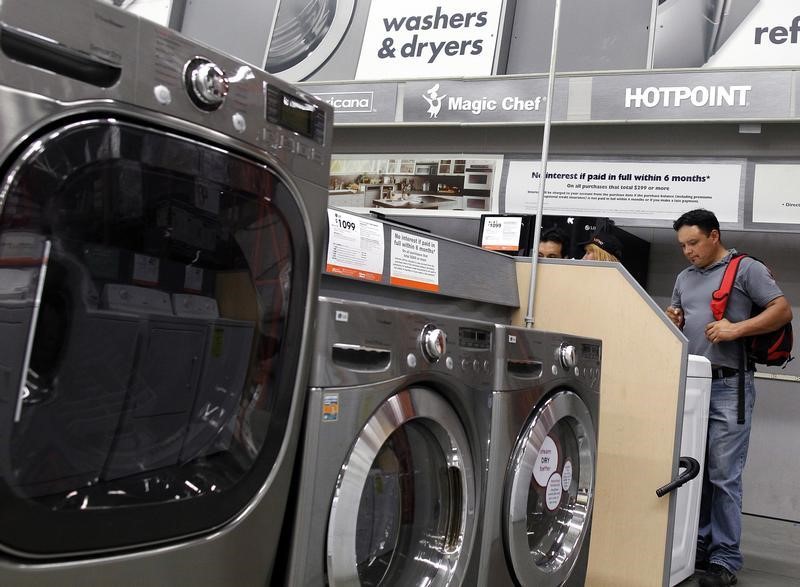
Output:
[{"left": 706, "top": 296, "right": 793, "bottom": 343}]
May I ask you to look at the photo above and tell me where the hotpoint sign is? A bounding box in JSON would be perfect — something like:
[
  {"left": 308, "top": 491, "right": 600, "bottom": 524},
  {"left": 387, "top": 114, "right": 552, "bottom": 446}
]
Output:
[
  {"left": 355, "top": 0, "right": 504, "bottom": 80},
  {"left": 591, "top": 70, "right": 792, "bottom": 120},
  {"left": 404, "top": 78, "right": 567, "bottom": 123}
]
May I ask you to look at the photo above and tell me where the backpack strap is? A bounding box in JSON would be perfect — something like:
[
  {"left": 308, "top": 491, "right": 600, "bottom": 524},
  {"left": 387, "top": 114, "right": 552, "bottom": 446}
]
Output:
[
  {"left": 711, "top": 253, "right": 746, "bottom": 321},
  {"left": 710, "top": 253, "right": 748, "bottom": 425}
]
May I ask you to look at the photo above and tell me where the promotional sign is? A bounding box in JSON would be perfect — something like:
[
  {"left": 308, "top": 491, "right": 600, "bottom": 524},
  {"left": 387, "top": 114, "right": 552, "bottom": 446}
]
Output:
[
  {"left": 355, "top": 0, "right": 503, "bottom": 80},
  {"left": 480, "top": 216, "right": 523, "bottom": 251},
  {"left": 505, "top": 160, "right": 742, "bottom": 223},
  {"left": 752, "top": 163, "right": 800, "bottom": 224},
  {"left": 389, "top": 230, "right": 439, "bottom": 292},
  {"left": 403, "top": 78, "right": 567, "bottom": 123},
  {"left": 301, "top": 82, "right": 399, "bottom": 124},
  {"left": 326, "top": 209, "right": 385, "bottom": 282},
  {"left": 591, "top": 70, "right": 792, "bottom": 121}
]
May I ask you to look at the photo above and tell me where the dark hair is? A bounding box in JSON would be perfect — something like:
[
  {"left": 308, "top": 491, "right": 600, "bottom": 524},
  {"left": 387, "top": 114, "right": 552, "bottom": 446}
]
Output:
[
  {"left": 540, "top": 226, "right": 569, "bottom": 247},
  {"left": 672, "top": 208, "right": 720, "bottom": 235}
]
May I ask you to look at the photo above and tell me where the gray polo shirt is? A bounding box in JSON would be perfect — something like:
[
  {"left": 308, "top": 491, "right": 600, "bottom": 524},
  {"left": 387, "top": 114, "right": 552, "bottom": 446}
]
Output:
[{"left": 671, "top": 249, "right": 785, "bottom": 369}]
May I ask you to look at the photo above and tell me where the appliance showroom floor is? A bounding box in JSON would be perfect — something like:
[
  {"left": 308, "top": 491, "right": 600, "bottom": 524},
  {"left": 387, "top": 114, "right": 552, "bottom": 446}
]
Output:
[{"left": 678, "top": 515, "right": 800, "bottom": 586}]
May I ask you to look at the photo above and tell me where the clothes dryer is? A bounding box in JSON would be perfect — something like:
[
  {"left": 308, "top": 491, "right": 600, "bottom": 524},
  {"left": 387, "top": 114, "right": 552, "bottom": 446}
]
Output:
[
  {"left": 284, "top": 296, "right": 494, "bottom": 586},
  {"left": 0, "top": 0, "right": 331, "bottom": 584},
  {"left": 477, "top": 325, "right": 602, "bottom": 586}
]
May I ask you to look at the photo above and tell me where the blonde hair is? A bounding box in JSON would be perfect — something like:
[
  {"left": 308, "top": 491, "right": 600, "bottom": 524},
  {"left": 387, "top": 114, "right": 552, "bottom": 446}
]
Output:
[{"left": 584, "top": 243, "right": 620, "bottom": 263}]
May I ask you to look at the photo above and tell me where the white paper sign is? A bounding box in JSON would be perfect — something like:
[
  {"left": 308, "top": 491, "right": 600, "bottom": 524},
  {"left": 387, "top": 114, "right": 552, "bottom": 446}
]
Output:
[
  {"left": 480, "top": 216, "right": 523, "bottom": 251},
  {"left": 752, "top": 164, "right": 800, "bottom": 224},
  {"left": 184, "top": 266, "right": 204, "bottom": 292},
  {"left": 505, "top": 160, "right": 741, "bottom": 223},
  {"left": 133, "top": 253, "right": 159, "bottom": 285},
  {"left": 389, "top": 230, "right": 439, "bottom": 292},
  {"left": 562, "top": 459, "right": 573, "bottom": 491},
  {"left": 355, "top": 0, "right": 502, "bottom": 80},
  {"left": 545, "top": 472, "right": 563, "bottom": 511},
  {"left": 533, "top": 435, "right": 559, "bottom": 487},
  {"left": 326, "top": 209, "right": 385, "bottom": 282}
]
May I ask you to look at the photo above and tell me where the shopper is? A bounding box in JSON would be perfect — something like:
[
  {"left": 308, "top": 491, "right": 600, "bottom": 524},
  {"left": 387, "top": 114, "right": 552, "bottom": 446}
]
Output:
[
  {"left": 579, "top": 231, "right": 623, "bottom": 262},
  {"left": 666, "top": 209, "right": 792, "bottom": 587},
  {"left": 538, "top": 226, "right": 570, "bottom": 258}
]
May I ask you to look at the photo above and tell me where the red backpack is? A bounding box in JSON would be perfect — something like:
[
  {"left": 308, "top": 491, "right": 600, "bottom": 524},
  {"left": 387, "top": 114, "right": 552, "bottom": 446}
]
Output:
[{"left": 710, "top": 253, "right": 793, "bottom": 367}]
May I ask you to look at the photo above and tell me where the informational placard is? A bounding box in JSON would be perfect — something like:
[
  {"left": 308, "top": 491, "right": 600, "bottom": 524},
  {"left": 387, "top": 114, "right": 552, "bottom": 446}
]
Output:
[
  {"left": 355, "top": 0, "right": 502, "bottom": 80},
  {"left": 184, "top": 266, "right": 203, "bottom": 292},
  {"left": 133, "top": 253, "right": 159, "bottom": 285},
  {"left": 389, "top": 230, "right": 439, "bottom": 292},
  {"left": 752, "top": 163, "right": 800, "bottom": 224},
  {"left": 534, "top": 436, "right": 559, "bottom": 487},
  {"left": 480, "top": 216, "right": 523, "bottom": 251},
  {"left": 505, "top": 160, "right": 742, "bottom": 223},
  {"left": 326, "top": 209, "right": 385, "bottom": 282},
  {"left": 545, "top": 472, "right": 563, "bottom": 511}
]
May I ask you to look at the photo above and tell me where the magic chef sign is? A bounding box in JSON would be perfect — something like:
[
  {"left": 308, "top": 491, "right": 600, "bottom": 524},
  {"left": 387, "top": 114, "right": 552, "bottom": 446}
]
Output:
[
  {"left": 355, "top": 0, "right": 503, "bottom": 80},
  {"left": 403, "top": 78, "right": 563, "bottom": 123}
]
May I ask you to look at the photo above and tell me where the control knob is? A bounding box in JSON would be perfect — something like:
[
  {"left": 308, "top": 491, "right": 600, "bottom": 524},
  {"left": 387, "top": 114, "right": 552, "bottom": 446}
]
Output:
[
  {"left": 420, "top": 325, "right": 447, "bottom": 362},
  {"left": 184, "top": 58, "right": 228, "bottom": 111},
  {"left": 557, "top": 343, "right": 577, "bottom": 370}
]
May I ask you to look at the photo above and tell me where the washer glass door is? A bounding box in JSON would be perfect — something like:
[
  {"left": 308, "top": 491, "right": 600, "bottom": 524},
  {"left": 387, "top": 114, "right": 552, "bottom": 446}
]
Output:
[
  {"left": 504, "top": 389, "right": 596, "bottom": 585},
  {"left": 327, "top": 386, "right": 475, "bottom": 586}
]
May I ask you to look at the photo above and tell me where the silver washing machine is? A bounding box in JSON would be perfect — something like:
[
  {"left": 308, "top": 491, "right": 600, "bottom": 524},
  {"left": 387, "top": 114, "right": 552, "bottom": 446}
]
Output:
[
  {"left": 284, "top": 296, "right": 494, "bottom": 586},
  {"left": 0, "top": 0, "right": 332, "bottom": 584},
  {"left": 477, "top": 326, "right": 601, "bottom": 587}
]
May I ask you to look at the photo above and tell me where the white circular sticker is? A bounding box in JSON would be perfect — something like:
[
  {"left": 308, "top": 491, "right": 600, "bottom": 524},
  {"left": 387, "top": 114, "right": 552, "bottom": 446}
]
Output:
[
  {"left": 533, "top": 436, "right": 559, "bottom": 487},
  {"left": 562, "top": 459, "right": 573, "bottom": 491},
  {"left": 546, "top": 472, "right": 563, "bottom": 511}
]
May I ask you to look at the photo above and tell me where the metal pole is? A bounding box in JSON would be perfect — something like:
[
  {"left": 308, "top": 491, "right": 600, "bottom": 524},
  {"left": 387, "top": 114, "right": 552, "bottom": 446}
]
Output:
[{"left": 525, "top": 0, "right": 562, "bottom": 329}]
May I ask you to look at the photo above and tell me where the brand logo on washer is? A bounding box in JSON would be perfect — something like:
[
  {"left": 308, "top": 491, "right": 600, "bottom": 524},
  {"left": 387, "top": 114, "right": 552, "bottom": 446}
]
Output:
[
  {"left": 335, "top": 310, "right": 349, "bottom": 322},
  {"left": 315, "top": 92, "right": 374, "bottom": 113},
  {"left": 508, "top": 334, "right": 517, "bottom": 344}
]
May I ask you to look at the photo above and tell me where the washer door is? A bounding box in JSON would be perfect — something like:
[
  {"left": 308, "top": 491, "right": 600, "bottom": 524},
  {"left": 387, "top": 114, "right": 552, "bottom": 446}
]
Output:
[
  {"left": 504, "top": 390, "right": 596, "bottom": 585},
  {"left": 327, "top": 386, "right": 475, "bottom": 586}
]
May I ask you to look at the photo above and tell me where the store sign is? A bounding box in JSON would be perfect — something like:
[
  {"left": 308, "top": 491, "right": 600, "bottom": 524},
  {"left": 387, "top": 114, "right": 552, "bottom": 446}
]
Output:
[
  {"left": 355, "top": 0, "right": 503, "bottom": 80},
  {"left": 301, "top": 83, "right": 398, "bottom": 124},
  {"left": 504, "top": 159, "right": 742, "bottom": 223},
  {"left": 591, "top": 71, "right": 792, "bottom": 120},
  {"left": 706, "top": 1, "right": 800, "bottom": 68},
  {"left": 752, "top": 164, "right": 800, "bottom": 225},
  {"left": 403, "top": 78, "right": 567, "bottom": 123}
]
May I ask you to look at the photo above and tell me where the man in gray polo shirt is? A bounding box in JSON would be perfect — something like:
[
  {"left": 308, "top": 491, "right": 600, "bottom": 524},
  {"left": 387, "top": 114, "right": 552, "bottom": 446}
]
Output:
[{"left": 666, "top": 209, "right": 792, "bottom": 587}]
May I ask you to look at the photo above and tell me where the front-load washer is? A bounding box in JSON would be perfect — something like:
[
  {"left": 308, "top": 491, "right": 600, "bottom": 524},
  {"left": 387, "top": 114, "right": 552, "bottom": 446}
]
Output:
[
  {"left": 477, "top": 325, "right": 602, "bottom": 587},
  {"left": 0, "top": 0, "right": 332, "bottom": 584},
  {"left": 283, "top": 296, "right": 494, "bottom": 586}
]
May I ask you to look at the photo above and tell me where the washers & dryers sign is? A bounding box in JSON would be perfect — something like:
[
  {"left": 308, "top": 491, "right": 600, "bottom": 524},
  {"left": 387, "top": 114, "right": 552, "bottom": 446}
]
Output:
[
  {"left": 591, "top": 70, "right": 792, "bottom": 120},
  {"left": 355, "top": 0, "right": 503, "bottom": 80},
  {"left": 403, "top": 78, "right": 565, "bottom": 123}
]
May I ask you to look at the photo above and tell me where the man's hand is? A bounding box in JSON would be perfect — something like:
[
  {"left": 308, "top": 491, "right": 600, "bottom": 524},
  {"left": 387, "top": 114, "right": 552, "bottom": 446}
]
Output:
[
  {"left": 666, "top": 306, "right": 684, "bottom": 329},
  {"left": 705, "top": 318, "right": 740, "bottom": 343}
]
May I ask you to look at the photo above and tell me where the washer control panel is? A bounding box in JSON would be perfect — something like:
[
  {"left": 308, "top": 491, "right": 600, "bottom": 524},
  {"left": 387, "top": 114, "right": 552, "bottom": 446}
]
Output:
[
  {"left": 420, "top": 324, "right": 447, "bottom": 362},
  {"left": 184, "top": 58, "right": 229, "bottom": 111}
]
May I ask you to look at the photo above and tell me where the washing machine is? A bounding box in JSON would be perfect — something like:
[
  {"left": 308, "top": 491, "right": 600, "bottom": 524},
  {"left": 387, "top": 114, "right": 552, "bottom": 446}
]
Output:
[
  {"left": 283, "top": 296, "right": 494, "bottom": 586},
  {"left": 0, "top": 0, "right": 332, "bottom": 584},
  {"left": 477, "top": 325, "right": 602, "bottom": 587}
]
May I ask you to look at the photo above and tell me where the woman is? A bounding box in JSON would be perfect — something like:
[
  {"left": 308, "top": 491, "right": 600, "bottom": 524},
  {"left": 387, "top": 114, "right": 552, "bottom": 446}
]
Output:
[{"left": 580, "top": 231, "right": 623, "bottom": 262}]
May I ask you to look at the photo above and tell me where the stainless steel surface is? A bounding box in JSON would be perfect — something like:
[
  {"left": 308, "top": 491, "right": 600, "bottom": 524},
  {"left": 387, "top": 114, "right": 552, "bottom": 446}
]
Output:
[
  {"left": 478, "top": 326, "right": 601, "bottom": 587},
  {"left": 0, "top": 0, "right": 332, "bottom": 583},
  {"left": 286, "top": 297, "right": 494, "bottom": 586}
]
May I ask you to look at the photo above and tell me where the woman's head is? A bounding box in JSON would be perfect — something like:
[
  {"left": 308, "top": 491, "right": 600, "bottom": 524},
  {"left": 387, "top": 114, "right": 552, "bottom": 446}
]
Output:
[{"left": 582, "top": 243, "right": 619, "bottom": 262}]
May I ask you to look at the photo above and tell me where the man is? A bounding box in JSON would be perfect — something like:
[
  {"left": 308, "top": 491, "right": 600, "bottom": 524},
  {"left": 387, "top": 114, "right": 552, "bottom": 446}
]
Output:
[
  {"left": 666, "top": 209, "right": 792, "bottom": 587},
  {"left": 538, "top": 226, "right": 569, "bottom": 258}
]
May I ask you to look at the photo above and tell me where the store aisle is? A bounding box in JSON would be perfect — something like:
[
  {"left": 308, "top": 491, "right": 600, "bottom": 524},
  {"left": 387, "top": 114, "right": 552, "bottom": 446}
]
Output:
[{"left": 678, "top": 515, "right": 800, "bottom": 586}]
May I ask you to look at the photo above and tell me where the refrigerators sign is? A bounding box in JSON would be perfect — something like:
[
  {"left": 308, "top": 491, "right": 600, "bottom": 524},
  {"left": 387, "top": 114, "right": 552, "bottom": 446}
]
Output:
[
  {"left": 504, "top": 160, "right": 742, "bottom": 223},
  {"left": 403, "top": 78, "right": 565, "bottom": 123},
  {"left": 355, "top": 0, "right": 503, "bottom": 80},
  {"left": 592, "top": 71, "right": 792, "bottom": 120}
]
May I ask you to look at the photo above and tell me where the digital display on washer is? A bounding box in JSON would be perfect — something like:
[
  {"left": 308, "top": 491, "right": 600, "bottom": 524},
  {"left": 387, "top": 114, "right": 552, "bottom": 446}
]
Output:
[
  {"left": 582, "top": 343, "right": 600, "bottom": 361},
  {"left": 266, "top": 86, "right": 324, "bottom": 143},
  {"left": 459, "top": 327, "right": 491, "bottom": 349}
]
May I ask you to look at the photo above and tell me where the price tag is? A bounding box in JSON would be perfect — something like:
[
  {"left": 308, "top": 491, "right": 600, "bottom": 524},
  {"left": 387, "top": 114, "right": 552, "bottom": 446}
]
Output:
[{"left": 326, "top": 209, "right": 384, "bottom": 282}]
